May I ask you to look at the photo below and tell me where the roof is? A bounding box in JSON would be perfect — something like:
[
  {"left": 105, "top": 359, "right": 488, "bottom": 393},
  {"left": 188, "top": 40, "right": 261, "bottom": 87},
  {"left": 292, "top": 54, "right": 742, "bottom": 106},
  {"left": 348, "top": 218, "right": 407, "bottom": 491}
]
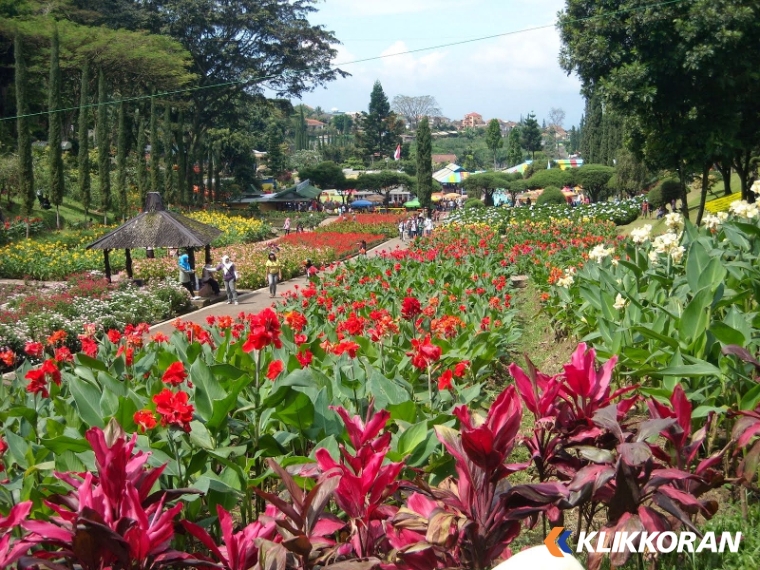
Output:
[
  {"left": 87, "top": 193, "right": 222, "bottom": 250},
  {"left": 305, "top": 119, "right": 326, "bottom": 127},
  {"left": 464, "top": 112, "right": 482, "bottom": 118},
  {"left": 249, "top": 179, "right": 323, "bottom": 202},
  {"left": 432, "top": 154, "right": 458, "bottom": 164}
]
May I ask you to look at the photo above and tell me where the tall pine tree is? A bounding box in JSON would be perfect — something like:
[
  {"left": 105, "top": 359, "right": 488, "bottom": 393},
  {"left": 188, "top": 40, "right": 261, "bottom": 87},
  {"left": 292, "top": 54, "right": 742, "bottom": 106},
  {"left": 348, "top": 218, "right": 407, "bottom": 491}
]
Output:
[
  {"left": 15, "top": 30, "right": 34, "bottom": 234},
  {"left": 136, "top": 111, "right": 147, "bottom": 205},
  {"left": 149, "top": 95, "right": 160, "bottom": 194},
  {"left": 116, "top": 100, "right": 128, "bottom": 220},
  {"left": 97, "top": 69, "right": 111, "bottom": 224},
  {"left": 163, "top": 104, "right": 174, "bottom": 202},
  {"left": 295, "top": 106, "right": 308, "bottom": 150},
  {"left": 416, "top": 117, "right": 433, "bottom": 209},
  {"left": 521, "top": 113, "right": 542, "bottom": 160},
  {"left": 506, "top": 127, "right": 522, "bottom": 167},
  {"left": 176, "top": 111, "right": 187, "bottom": 206},
  {"left": 48, "top": 23, "right": 65, "bottom": 229},
  {"left": 77, "top": 61, "right": 91, "bottom": 219},
  {"left": 580, "top": 94, "right": 603, "bottom": 164}
]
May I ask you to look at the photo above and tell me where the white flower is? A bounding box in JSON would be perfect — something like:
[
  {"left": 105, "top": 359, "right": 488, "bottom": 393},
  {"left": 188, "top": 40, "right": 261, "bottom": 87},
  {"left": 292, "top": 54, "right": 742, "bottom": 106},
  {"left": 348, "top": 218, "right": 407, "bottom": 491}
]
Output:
[
  {"left": 702, "top": 213, "right": 724, "bottom": 230},
  {"left": 670, "top": 245, "right": 685, "bottom": 263},
  {"left": 648, "top": 250, "right": 659, "bottom": 264},
  {"left": 729, "top": 200, "right": 760, "bottom": 219},
  {"left": 752, "top": 180, "right": 760, "bottom": 196},
  {"left": 556, "top": 268, "right": 575, "bottom": 288},
  {"left": 588, "top": 244, "right": 615, "bottom": 263},
  {"left": 652, "top": 232, "right": 679, "bottom": 254},
  {"left": 665, "top": 212, "right": 684, "bottom": 232},
  {"left": 630, "top": 225, "right": 652, "bottom": 244},
  {"left": 611, "top": 258, "right": 619, "bottom": 266},
  {"left": 613, "top": 293, "right": 628, "bottom": 310}
]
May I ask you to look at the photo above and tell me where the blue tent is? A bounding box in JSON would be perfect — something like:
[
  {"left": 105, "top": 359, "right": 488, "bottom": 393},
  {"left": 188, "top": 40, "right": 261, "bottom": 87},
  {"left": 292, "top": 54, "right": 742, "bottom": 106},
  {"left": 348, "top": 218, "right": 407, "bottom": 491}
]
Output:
[{"left": 351, "top": 200, "right": 374, "bottom": 208}]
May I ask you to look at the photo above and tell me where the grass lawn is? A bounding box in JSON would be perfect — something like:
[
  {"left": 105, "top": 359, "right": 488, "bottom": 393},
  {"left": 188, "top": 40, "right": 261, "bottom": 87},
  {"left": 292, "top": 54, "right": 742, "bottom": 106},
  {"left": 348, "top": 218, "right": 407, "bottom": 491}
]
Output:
[{"left": 1, "top": 195, "right": 119, "bottom": 227}]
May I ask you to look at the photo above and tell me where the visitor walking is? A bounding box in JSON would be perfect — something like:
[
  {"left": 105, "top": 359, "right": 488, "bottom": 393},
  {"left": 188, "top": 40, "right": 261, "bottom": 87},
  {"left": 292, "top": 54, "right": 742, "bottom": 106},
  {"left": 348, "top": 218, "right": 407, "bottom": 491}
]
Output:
[
  {"left": 358, "top": 240, "right": 367, "bottom": 256},
  {"left": 211, "top": 255, "right": 239, "bottom": 305},
  {"left": 265, "top": 252, "right": 283, "bottom": 298},
  {"left": 398, "top": 219, "right": 406, "bottom": 241},
  {"left": 178, "top": 254, "right": 200, "bottom": 299},
  {"left": 642, "top": 199, "right": 649, "bottom": 218},
  {"left": 283, "top": 217, "right": 291, "bottom": 235},
  {"left": 423, "top": 217, "right": 433, "bottom": 237}
]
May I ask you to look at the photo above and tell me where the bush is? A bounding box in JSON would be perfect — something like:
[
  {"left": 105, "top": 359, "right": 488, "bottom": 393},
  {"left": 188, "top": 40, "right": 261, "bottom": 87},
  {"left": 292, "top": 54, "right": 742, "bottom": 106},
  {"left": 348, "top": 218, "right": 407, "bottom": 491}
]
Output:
[
  {"left": 464, "top": 198, "right": 485, "bottom": 209},
  {"left": 537, "top": 186, "right": 568, "bottom": 206},
  {"left": 658, "top": 178, "right": 682, "bottom": 204},
  {"left": 647, "top": 185, "right": 664, "bottom": 208},
  {"left": 525, "top": 169, "right": 574, "bottom": 190}
]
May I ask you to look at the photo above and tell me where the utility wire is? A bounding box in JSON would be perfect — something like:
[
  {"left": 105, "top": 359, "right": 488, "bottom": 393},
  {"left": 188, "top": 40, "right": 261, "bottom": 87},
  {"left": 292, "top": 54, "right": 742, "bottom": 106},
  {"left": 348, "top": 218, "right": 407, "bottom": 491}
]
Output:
[{"left": 0, "top": 0, "right": 692, "bottom": 122}]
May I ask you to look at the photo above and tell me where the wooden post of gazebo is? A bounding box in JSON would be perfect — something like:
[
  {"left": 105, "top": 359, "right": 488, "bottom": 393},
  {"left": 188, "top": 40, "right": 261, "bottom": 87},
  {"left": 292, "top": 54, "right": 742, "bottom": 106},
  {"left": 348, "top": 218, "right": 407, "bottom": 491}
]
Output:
[
  {"left": 125, "top": 248, "right": 133, "bottom": 279},
  {"left": 187, "top": 247, "right": 196, "bottom": 272},
  {"left": 205, "top": 244, "right": 212, "bottom": 266},
  {"left": 104, "top": 249, "right": 112, "bottom": 283}
]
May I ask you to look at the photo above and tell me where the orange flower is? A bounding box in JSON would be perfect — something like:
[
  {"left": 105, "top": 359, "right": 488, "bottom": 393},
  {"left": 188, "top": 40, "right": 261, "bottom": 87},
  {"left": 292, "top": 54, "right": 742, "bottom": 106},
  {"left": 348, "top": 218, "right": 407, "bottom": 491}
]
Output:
[{"left": 47, "top": 330, "right": 67, "bottom": 347}]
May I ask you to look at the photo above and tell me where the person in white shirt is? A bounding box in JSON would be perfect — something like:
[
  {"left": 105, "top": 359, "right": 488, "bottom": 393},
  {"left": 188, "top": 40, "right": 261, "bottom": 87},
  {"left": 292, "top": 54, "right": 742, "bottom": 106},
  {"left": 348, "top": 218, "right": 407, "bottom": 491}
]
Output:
[{"left": 423, "top": 217, "right": 433, "bottom": 236}]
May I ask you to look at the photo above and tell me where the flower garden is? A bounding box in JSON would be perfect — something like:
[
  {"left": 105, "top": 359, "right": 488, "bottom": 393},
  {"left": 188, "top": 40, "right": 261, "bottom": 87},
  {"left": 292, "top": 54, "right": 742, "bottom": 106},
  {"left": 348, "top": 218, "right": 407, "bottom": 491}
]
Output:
[{"left": 1, "top": 201, "right": 760, "bottom": 570}]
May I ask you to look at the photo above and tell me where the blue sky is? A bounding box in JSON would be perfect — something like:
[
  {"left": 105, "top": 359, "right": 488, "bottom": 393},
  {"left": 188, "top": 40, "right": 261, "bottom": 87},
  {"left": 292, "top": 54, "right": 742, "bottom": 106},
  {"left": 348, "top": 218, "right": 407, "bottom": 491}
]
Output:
[{"left": 299, "top": 0, "right": 585, "bottom": 128}]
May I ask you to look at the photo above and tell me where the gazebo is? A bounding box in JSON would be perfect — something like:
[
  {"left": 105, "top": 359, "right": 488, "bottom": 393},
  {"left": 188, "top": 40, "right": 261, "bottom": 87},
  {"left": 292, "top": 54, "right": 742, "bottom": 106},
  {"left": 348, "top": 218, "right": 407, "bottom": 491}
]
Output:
[{"left": 87, "top": 192, "right": 222, "bottom": 282}]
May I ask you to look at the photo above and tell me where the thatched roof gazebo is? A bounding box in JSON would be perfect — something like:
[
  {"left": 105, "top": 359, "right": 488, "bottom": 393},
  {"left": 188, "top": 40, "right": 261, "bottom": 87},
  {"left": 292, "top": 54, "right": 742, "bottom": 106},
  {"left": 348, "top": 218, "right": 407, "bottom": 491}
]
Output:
[{"left": 87, "top": 193, "right": 222, "bottom": 282}]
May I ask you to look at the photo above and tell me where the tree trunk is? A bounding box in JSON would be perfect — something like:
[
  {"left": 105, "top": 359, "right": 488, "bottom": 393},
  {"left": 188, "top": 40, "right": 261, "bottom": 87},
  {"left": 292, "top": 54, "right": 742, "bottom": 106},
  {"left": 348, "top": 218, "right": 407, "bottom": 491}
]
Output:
[
  {"left": 78, "top": 61, "right": 91, "bottom": 219},
  {"left": 716, "top": 160, "right": 732, "bottom": 196},
  {"left": 163, "top": 104, "right": 173, "bottom": 204},
  {"left": 733, "top": 149, "right": 753, "bottom": 203},
  {"left": 116, "top": 100, "right": 127, "bottom": 221},
  {"left": 677, "top": 164, "right": 690, "bottom": 221},
  {"left": 125, "top": 248, "right": 133, "bottom": 279},
  {"left": 696, "top": 163, "right": 710, "bottom": 227},
  {"left": 104, "top": 249, "right": 112, "bottom": 283},
  {"left": 97, "top": 69, "right": 111, "bottom": 226},
  {"left": 177, "top": 111, "right": 187, "bottom": 206},
  {"left": 150, "top": 95, "right": 160, "bottom": 195}
]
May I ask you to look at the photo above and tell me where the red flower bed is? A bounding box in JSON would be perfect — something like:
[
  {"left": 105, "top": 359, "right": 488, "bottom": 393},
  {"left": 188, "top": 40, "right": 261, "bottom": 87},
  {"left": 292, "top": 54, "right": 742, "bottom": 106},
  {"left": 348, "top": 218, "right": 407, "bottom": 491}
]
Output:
[{"left": 277, "top": 231, "right": 385, "bottom": 258}]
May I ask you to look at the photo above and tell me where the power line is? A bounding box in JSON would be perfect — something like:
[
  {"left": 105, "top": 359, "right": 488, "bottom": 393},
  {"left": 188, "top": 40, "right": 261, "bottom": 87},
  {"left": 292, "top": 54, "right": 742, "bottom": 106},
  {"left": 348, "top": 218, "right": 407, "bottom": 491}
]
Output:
[{"left": 0, "top": 0, "right": 692, "bottom": 122}]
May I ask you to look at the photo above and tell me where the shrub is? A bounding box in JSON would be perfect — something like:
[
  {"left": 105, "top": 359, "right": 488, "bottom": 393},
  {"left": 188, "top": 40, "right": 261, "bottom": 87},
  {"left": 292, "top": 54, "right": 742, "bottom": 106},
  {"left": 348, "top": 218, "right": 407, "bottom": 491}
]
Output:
[
  {"left": 537, "top": 186, "right": 567, "bottom": 206},
  {"left": 658, "top": 177, "right": 683, "bottom": 204},
  {"left": 464, "top": 198, "right": 485, "bottom": 209},
  {"left": 647, "top": 185, "right": 664, "bottom": 208},
  {"left": 524, "top": 168, "right": 574, "bottom": 190}
]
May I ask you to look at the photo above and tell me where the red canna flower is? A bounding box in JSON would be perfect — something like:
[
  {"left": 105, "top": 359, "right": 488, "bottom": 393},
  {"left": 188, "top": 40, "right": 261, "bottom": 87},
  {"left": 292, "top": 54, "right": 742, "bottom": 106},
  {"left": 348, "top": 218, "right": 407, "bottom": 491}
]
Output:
[
  {"left": 284, "top": 310, "right": 308, "bottom": 332},
  {"left": 294, "top": 333, "right": 308, "bottom": 346},
  {"left": 133, "top": 410, "right": 157, "bottom": 432},
  {"left": 162, "top": 361, "right": 187, "bottom": 386},
  {"left": 332, "top": 340, "right": 360, "bottom": 358},
  {"left": 454, "top": 360, "right": 470, "bottom": 378},
  {"left": 0, "top": 349, "right": 15, "bottom": 367},
  {"left": 151, "top": 332, "right": 169, "bottom": 343},
  {"left": 243, "top": 308, "right": 282, "bottom": 352},
  {"left": 79, "top": 337, "right": 98, "bottom": 358},
  {"left": 296, "top": 349, "right": 313, "bottom": 368},
  {"left": 24, "top": 341, "right": 44, "bottom": 359},
  {"left": 480, "top": 317, "right": 491, "bottom": 331},
  {"left": 438, "top": 369, "right": 454, "bottom": 391},
  {"left": 54, "top": 346, "right": 73, "bottom": 363},
  {"left": 407, "top": 335, "right": 442, "bottom": 370},
  {"left": 116, "top": 345, "right": 134, "bottom": 366},
  {"left": 401, "top": 297, "right": 422, "bottom": 320},
  {"left": 153, "top": 389, "right": 194, "bottom": 432},
  {"left": 47, "top": 329, "right": 67, "bottom": 347},
  {"left": 24, "top": 359, "right": 61, "bottom": 398},
  {"left": 206, "top": 316, "right": 216, "bottom": 326},
  {"left": 106, "top": 329, "right": 122, "bottom": 344},
  {"left": 266, "top": 359, "right": 284, "bottom": 380}
]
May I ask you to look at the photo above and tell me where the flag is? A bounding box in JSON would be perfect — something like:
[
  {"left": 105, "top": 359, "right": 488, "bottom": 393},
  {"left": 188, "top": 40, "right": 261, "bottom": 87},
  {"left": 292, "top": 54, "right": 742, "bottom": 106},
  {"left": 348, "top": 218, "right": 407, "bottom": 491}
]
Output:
[{"left": 394, "top": 144, "right": 401, "bottom": 161}]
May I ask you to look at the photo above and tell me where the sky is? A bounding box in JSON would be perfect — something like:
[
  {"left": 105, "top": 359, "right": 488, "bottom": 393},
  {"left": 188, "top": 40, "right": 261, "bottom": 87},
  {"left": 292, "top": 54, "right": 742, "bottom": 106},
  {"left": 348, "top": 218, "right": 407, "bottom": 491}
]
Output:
[{"left": 299, "top": 0, "right": 585, "bottom": 128}]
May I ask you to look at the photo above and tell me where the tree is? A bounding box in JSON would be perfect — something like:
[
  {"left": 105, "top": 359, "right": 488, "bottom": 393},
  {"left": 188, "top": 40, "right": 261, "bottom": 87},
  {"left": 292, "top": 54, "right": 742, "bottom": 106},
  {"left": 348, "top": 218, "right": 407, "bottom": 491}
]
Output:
[
  {"left": 77, "top": 61, "right": 91, "bottom": 219},
  {"left": 298, "top": 161, "right": 345, "bottom": 190},
  {"left": 294, "top": 106, "right": 308, "bottom": 151},
  {"left": 614, "top": 148, "right": 650, "bottom": 198},
  {"left": 97, "top": 69, "right": 111, "bottom": 224},
  {"left": 391, "top": 95, "right": 441, "bottom": 131},
  {"left": 116, "top": 100, "right": 128, "bottom": 219},
  {"left": 506, "top": 127, "right": 522, "bottom": 167},
  {"left": 580, "top": 95, "right": 603, "bottom": 164},
  {"left": 568, "top": 125, "right": 580, "bottom": 155},
  {"left": 149, "top": 95, "right": 159, "bottom": 195},
  {"left": 266, "top": 125, "right": 287, "bottom": 179},
  {"left": 521, "top": 113, "right": 542, "bottom": 160},
  {"left": 163, "top": 103, "right": 174, "bottom": 203},
  {"left": 48, "top": 23, "right": 65, "bottom": 229},
  {"left": 358, "top": 81, "right": 404, "bottom": 160},
  {"left": 355, "top": 171, "right": 413, "bottom": 206},
  {"left": 136, "top": 111, "right": 147, "bottom": 205},
  {"left": 463, "top": 172, "right": 511, "bottom": 206},
  {"left": 575, "top": 165, "right": 614, "bottom": 203},
  {"left": 548, "top": 107, "right": 566, "bottom": 129},
  {"left": 485, "top": 119, "right": 503, "bottom": 169},
  {"left": 537, "top": 186, "right": 567, "bottom": 205},
  {"left": 416, "top": 117, "right": 433, "bottom": 209},
  {"left": 15, "top": 30, "right": 34, "bottom": 232}
]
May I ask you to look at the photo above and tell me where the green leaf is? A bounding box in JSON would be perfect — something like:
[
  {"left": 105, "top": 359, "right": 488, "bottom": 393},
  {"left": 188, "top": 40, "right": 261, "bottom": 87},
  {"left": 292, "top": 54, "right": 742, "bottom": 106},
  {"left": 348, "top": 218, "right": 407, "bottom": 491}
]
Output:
[
  {"left": 263, "top": 369, "right": 315, "bottom": 408},
  {"left": 709, "top": 322, "right": 746, "bottom": 346},
  {"left": 68, "top": 375, "right": 104, "bottom": 428},
  {"left": 191, "top": 358, "right": 226, "bottom": 422},
  {"left": 678, "top": 288, "right": 712, "bottom": 345},
  {"left": 40, "top": 436, "right": 91, "bottom": 454},
  {"left": 656, "top": 363, "right": 723, "bottom": 378},
  {"left": 739, "top": 383, "right": 760, "bottom": 411},
  {"left": 397, "top": 421, "right": 428, "bottom": 456},
  {"left": 4, "top": 431, "right": 31, "bottom": 469},
  {"left": 74, "top": 353, "right": 108, "bottom": 372},
  {"left": 189, "top": 421, "right": 215, "bottom": 450},
  {"left": 367, "top": 369, "right": 409, "bottom": 409},
  {"left": 274, "top": 391, "right": 315, "bottom": 430}
]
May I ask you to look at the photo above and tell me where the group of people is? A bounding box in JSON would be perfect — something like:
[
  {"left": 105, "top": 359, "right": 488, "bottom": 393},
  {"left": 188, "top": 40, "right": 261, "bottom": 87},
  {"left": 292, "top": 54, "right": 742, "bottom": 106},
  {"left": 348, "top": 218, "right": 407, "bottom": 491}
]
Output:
[
  {"left": 177, "top": 243, "right": 323, "bottom": 304},
  {"left": 282, "top": 215, "right": 314, "bottom": 235},
  {"left": 398, "top": 213, "right": 434, "bottom": 241}
]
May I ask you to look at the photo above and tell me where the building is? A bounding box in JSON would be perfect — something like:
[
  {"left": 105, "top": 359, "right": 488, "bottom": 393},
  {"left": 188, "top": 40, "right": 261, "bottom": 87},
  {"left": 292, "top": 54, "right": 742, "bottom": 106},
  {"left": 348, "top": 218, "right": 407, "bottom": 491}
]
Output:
[
  {"left": 498, "top": 120, "right": 518, "bottom": 135},
  {"left": 432, "top": 154, "right": 458, "bottom": 166},
  {"left": 462, "top": 112, "right": 484, "bottom": 128},
  {"left": 305, "top": 119, "right": 326, "bottom": 131}
]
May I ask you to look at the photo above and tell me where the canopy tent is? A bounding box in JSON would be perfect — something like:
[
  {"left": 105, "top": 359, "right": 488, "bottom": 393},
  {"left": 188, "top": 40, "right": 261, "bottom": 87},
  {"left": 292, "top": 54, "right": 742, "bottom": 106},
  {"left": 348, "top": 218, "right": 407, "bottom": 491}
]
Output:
[
  {"left": 404, "top": 199, "right": 421, "bottom": 208},
  {"left": 87, "top": 192, "right": 222, "bottom": 282},
  {"left": 551, "top": 159, "right": 584, "bottom": 170},
  {"left": 433, "top": 163, "right": 471, "bottom": 185},
  {"left": 443, "top": 192, "right": 461, "bottom": 200},
  {"left": 504, "top": 161, "right": 533, "bottom": 175},
  {"left": 247, "top": 179, "right": 322, "bottom": 203},
  {"left": 350, "top": 199, "right": 374, "bottom": 208},
  {"left": 431, "top": 193, "right": 445, "bottom": 202}
]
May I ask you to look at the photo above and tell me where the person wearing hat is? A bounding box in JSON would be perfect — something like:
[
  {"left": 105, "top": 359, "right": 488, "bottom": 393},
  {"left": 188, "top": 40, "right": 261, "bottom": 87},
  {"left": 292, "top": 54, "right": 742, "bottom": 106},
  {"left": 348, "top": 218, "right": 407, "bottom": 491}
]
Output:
[
  {"left": 210, "top": 255, "right": 239, "bottom": 305},
  {"left": 265, "top": 252, "right": 283, "bottom": 298}
]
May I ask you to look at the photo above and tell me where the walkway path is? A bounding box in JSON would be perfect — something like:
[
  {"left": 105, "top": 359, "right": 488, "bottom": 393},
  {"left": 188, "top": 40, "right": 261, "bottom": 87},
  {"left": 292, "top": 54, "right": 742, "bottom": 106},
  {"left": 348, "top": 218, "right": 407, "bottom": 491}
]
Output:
[{"left": 149, "top": 237, "right": 408, "bottom": 337}]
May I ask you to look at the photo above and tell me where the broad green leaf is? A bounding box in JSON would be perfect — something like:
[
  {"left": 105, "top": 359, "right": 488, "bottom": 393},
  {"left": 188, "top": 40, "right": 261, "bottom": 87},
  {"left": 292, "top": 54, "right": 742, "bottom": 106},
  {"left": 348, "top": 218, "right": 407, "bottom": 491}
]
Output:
[
  {"left": 4, "top": 431, "right": 31, "bottom": 469},
  {"left": 709, "top": 322, "right": 746, "bottom": 346},
  {"left": 68, "top": 375, "right": 104, "bottom": 428},
  {"left": 40, "top": 436, "right": 91, "bottom": 454},
  {"left": 367, "top": 370, "right": 408, "bottom": 409},
  {"left": 397, "top": 421, "right": 429, "bottom": 456},
  {"left": 274, "top": 391, "right": 315, "bottom": 430},
  {"left": 656, "top": 363, "right": 723, "bottom": 378},
  {"left": 191, "top": 358, "right": 226, "bottom": 422}
]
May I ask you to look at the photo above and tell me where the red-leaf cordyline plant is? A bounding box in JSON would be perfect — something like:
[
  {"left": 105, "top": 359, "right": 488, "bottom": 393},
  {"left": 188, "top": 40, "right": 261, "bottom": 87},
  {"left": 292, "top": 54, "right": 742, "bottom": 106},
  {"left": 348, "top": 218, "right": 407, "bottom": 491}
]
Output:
[
  {"left": 567, "top": 404, "right": 722, "bottom": 570},
  {"left": 510, "top": 344, "right": 639, "bottom": 484},
  {"left": 315, "top": 403, "right": 404, "bottom": 560},
  {"left": 0, "top": 501, "right": 33, "bottom": 568},
  {"left": 20, "top": 420, "right": 198, "bottom": 570},
  {"left": 391, "top": 386, "right": 567, "bottom": 570}
]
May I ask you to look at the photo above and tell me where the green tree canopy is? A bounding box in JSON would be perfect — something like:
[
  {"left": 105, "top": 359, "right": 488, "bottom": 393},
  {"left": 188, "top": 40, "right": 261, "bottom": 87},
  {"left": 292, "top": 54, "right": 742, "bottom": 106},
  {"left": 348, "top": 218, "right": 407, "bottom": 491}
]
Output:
[
  {"left": 485, "top": 119, "right": 503, "bottom": 169},
  {"left": 520, "top": 112, "right": 542, "bottom": 160},
  {"left": 575, "top": 164, "right": 614, "bottom": 203},
  {"left": 298, "top": 161, "right": 346, "bottom": 190}
]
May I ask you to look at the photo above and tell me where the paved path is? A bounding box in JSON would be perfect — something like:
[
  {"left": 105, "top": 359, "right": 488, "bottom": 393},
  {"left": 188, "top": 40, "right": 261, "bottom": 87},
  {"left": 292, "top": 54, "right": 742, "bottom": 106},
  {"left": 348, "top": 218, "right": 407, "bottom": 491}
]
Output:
[{"left": 149, "top": 237, "right": 408, "bottom": 336}]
